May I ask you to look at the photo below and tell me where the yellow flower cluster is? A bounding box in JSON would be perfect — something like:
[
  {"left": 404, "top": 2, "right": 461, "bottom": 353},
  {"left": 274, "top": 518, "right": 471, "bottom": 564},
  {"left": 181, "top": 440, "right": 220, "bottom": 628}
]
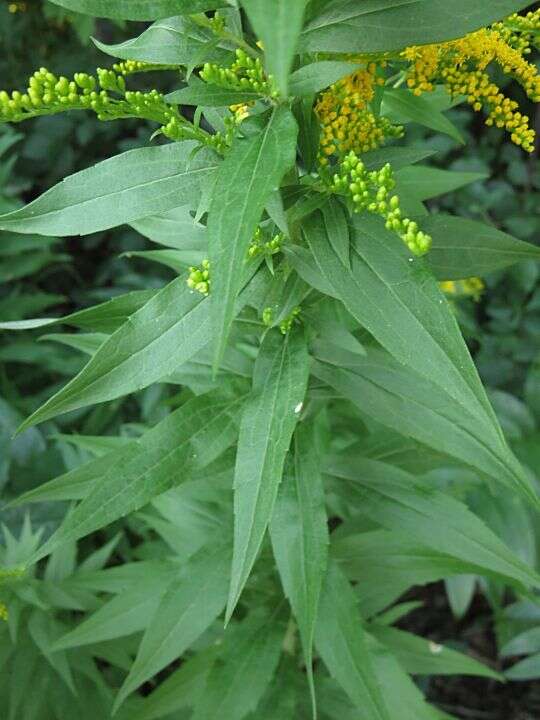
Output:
[
  {"left": 316, "top": 65, "right": 402, "bottom": 164},
  {"left": 0, "top": 603, "right": 7, "bottom": 622},
  {"left": 229, "top": 103, "right": 252, "bottom": 123},
  {"left": 403, "top": 21, "right": 540, "bottom": 152},
  {"left": 440, "top": 278, "right": 484, "bottom": 300}
]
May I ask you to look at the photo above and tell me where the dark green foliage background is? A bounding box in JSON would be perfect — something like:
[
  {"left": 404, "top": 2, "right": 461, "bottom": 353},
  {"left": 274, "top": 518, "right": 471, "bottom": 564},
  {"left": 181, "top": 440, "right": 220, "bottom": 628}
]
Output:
[{"left": 1, "top": 3, "right": 540, "bottom": 719}]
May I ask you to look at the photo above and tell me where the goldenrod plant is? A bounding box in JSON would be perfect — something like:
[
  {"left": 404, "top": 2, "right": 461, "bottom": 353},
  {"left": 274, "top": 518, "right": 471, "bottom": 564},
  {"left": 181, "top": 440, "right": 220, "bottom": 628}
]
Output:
[{"left": 1, "top": 1, "right": 540, "bottom": 718}]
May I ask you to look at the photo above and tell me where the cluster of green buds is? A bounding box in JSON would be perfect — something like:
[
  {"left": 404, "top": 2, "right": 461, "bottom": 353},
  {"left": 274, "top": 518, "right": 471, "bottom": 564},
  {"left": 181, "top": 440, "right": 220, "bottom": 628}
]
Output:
[
  {"left": 261, "top": 305, "right": 301, "bottom": 334},
  {"left": 331, "top": 151, "right": 432, "bottom": 256},
  {"left": 248, "top": 227, "right": 283, "bottom": 258},
  {"left": 112, "top": 60, "right": 176, "bottom": 76},
  {"left": 200, "top": 49, "right": 278, "bottom": 97},
  {"left": 279, "top": 306, "right": 301, "bottom": 335},
  {"left": 187, "top": 259, "right": 211, "bottom": 296},
  {"left": 0, "top": 603, "right": 7, "bottom": 621},
  {"left": 0, "top": 67, "right": 222, "bottom": 150},
  {"left": 494, "top": 9, "right": 540, "bottom": 54}
]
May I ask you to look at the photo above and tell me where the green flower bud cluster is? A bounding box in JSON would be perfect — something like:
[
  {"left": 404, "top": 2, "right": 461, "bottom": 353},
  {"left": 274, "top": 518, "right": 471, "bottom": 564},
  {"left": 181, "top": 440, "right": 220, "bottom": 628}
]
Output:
[
  {"left": 262, "top": 306, "right": 274, "bottom": 326},
  {"left": 248, "top": 227, "right": 283, "bottom": 258},
  {"left": 331, "top": 151, "right": 432, "bottom": 256},
  {"left": 113, "top": 60, "right": 176, "bottom": 76},
  {"left": 279, "top": 306, "right": 301, "bottom": 335},
  {"left": 0, "top": 67, "right": 220, "bottom": 150},
  {"left": 200, "top": 49, "right": 278, "bottom": 97},
  {"left": 262, "top": 304, "right": 301, "bottom": 333},
  {"left": 187, "top": 259, "right": 211, "bottom": 295}
]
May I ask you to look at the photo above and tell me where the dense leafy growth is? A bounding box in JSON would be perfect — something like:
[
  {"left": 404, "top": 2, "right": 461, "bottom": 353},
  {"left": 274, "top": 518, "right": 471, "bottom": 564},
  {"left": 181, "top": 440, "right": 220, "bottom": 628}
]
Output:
[{"left": 1, "top": 1, "right": 540, "bottom": 718}]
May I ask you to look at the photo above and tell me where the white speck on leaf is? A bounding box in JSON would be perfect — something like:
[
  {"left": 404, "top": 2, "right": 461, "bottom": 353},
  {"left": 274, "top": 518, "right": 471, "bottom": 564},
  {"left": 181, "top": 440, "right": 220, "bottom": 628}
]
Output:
[
  {"left": 294, "top": 402, "right": 303, "bottom": 414},
  {"left": 429, "top": 641, "right": 443, "bottom": 654}
]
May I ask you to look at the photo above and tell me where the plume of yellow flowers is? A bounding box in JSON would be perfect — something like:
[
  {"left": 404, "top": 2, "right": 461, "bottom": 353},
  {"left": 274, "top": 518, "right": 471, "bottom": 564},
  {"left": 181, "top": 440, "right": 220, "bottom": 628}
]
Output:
[
  {"left": 403, "top": 18, "right": 540, "bottom": 152},
  {"left": 315, "top": 64, "right": 403, "bottom": 164}
]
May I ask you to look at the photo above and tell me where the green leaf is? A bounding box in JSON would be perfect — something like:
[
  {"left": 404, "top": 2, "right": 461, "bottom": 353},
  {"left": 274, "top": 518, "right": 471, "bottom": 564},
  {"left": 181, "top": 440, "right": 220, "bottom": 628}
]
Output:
[
  {"left": 325, "top": 456, "right": 540, "bottom": 592},
  {"left": 12, "top": 444, "right": 136, "bottom": 506},
  {"left": 29, "top": 387, "right": 244, "bottom": 563},
  {"left": 41, "top": 332, "right": 107, "bottom": 356},
  {"left": 226, "top": 328, "right": 310, "bottom": 621},
  {"left": 422, "top": 215, "right": 540, "bottom": 280},
  {"left": 208, "top": 106, "right": 297, "bottom": 370},
  {"left": 131, "top": 205, "right": 207, "bottom": 251},
  {"left": 115, "top": 544, "right": 231, "bottom": 711},
  {"left": 0, "top": 144, "right": 217, "bottom": 237},
  {"left": 359, "top": 146, "right": 437, "bottom": 171},
  {"left": 395, "top": 167, "right": 487, "bottom": 201},
  {"left": 94, "top": 16, "right": 232, "bottom": 65},
  {"left": 369, "top": 625, "right": 501, "bottom": 680},
  {"left": 122, "top": 248, "right": 202, "bottom": 273},
  {"left": 270, "top": 423, "right": 329, "bottom": 709},
  {"left": 313, "top": 344, "right": 534, "bottom": 502},
  {"left": 314, "top": 561, "right": 391, "bottom": 720},
  {"left": 0, "top": 290, "right": 155, "bottom": 333},
  {"left": 17, "top": 278, "right": 208, "bottom": 430},
  {"left": 192, "top": 610, "right": 285, "bottom": 720},
  {"left": 166, "top": 84, "right": 261, "bottom": 107},
  {"left": 322, "top": 196, "right": 350, "bottom": 268},
  {"left": 382, "top": 89, "right": 464, "bottom": 144},
  {"left": 332, "top": 528, "right": 478, "bottom": 618},
  {"left": 301, "top": 1, "right": 534, "bottom": 54},
  {"left": 49, "top": 0, "right": 227, "bottom": 20},
  {"left": 130, "top": 648, "right": 217, "bottom": 720},
  {"left": 304, "top": 213, "right": 536, "bottom": 505},
  {"left": 288, "top": 60, "right": 359, "bottom": 96},
  {"left": 54, "top": 568, "right": 177, "bottom": 649},
  {"left": 505, "top": 652, "right": 540, "bottom": 680},
  {"left": 241, "top": 0, "right": 308, "bottom": 96}
]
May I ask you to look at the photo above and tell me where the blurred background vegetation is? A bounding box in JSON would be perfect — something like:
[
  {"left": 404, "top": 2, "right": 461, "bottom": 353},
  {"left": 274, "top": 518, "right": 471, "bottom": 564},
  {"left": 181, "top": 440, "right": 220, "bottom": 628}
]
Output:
[{"left": 0, "top": 3, "right": 539, "bottom": 718}]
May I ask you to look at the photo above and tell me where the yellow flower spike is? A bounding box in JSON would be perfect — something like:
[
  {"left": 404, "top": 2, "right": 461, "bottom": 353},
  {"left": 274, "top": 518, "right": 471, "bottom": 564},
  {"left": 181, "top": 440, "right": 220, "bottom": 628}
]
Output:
[
  {"left": 0, "top": 603, "right": 8, "bottom": 622},
  {"left": 402, "top": 16, "right": 540, "bottom": 152}
]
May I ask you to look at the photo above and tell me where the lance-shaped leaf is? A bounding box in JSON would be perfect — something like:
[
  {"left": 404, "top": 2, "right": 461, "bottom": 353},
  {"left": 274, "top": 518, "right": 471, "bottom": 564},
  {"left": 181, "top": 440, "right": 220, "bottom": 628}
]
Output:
[
  {"left": 130, "top": 648, "right": 217, "bottom": 720},
  {"left": 49, "top": 0, "right": 227, "bottom": 20},
  {"left": 422, "top": 214, "right": 540, "bottom": 280},
  {"left": 312, "top": 344, "right": 534, "bottom": 503},
  {"left": 289, "top": 60, "right": 361, "bottom": 97},
  {"left": 53, "top": 566, "right": 178, "bottom": 649},
  {"left": 0, "top": 144, "right": 217, "bottom": 236},
  {"left": 314, "top": 561, "right": 391, "bottom": 720},
  {"left": 17, "top": 278, "right": 207, "bottom": 431},
  {"left": 208, "top": 106, "right": 297, "bottom": 370},
  {"left": 192, "top": 609, "right": 285, "bottom": 720},
  {"left": 242, "top": 0, "right": 308, "bottom": 96},
  {"left": 115, "top": 544, "right": 232, "bottom": 711},
  {"left": 0, "top": 289, "right": 156, "bottom": 333},
  {"left": 304, "top": 213, "right": 536, "bottom": 506},
  {"left": 166, "top": 83, "right": 261, "bottom": 107},
  {"left": 94, "top": 16, "right": 232, "bottom": 65},
  {"left": 382, "top": 89, "right": 464, "bottom": 144},
  {"left": 369, "top": 625, "right": 501, "bottom": 680},
  {"left": 301, "top": 1, "right": 534, "bottom": 54},
  {"left": 325, "top": 456, "right": 540, "bottom": 592},
  {"left": 17, "top": 265, "right": 268, "bottom": 431},
  {"left": 29, "top": 388, "right": 244, "bottom": 563},
  {"left": 226, "top": 328, "right": 310, "bottom": 621},
  {"left": 270, "top": 423, "right": 328, "bottom": 710}
]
